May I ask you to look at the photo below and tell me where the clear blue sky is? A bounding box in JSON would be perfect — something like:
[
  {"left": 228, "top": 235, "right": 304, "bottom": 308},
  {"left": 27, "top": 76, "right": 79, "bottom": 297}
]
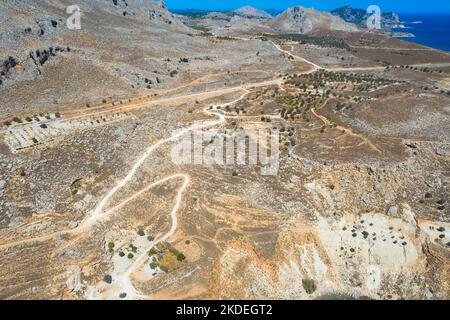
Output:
[{"left": 165, "top": 0, "right": 450, "bottom": 14}]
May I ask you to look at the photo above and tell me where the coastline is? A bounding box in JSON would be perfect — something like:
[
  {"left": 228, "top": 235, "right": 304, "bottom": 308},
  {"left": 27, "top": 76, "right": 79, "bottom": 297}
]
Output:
[{"left": 394, "top": 13, "right": 450, "bottom": 52}]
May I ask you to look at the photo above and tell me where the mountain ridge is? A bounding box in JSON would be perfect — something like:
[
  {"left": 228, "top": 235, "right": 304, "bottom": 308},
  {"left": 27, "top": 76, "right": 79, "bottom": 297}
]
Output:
[
  {"left": 331, "top": 5, "right": 402, "bottom": 29},
  {"left": 273, "top": 6, "right": 359, "bottom": 34},
  {"left": 234, "top": 6, "right": 273, "bottom": 19}
]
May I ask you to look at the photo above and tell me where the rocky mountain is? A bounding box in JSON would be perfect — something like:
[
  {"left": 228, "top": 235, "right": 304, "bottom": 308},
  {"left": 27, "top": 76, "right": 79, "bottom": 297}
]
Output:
[
  {"left": 0, "top": 0, "right": 200, "bottom": 116},
  {"left": 234, "top": 6, "right": 273, "bottom": 19},
  {"left": 331, "top": 6, "right": 402, "bottom": 29},
  {"left": 273, "top": 6, "right": 359, "bottom": 34}
]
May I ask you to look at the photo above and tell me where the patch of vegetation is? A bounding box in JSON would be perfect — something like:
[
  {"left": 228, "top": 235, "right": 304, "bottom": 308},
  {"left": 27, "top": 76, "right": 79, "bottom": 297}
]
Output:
[
  {"left": 128, "top": 244, "right": 138, "bottom": 253},
  {"left": 71, "top": 179, "right": 82, "bottom": 195},
  {"left": 169, "top": 247, "right": 186, "bottom": 262},
  {"left": 173, "top": 10, "right": 210, "bottom": 19},
  {"left": 302, "top": 278, "right": 317, "bottom": 294},
  {"left": 2, "top": 56, "right": 18, "bottom": 74},
  {"left": 216, "top": 36, "right": 238, "bottom": 41},
  {"left": 148, "top": 242, "right": 188, "bottom": 274},
  {"left": 103, "top": 275, "right": 112, "bottom": 284},
  {"left": 268, "top": 34, "right": 350, "bottom": 50},
  {"left": 188, "top": 24, "right": 212, "bottom": 33},
  {"left": 157, "top": 252, "right": 180, "bottom": 273},
  {"left": 148, "top": 247, "right": 159, "bottom": 256},
  {"left": 107, "top": 241, "right": 115, "bottom": 253}
]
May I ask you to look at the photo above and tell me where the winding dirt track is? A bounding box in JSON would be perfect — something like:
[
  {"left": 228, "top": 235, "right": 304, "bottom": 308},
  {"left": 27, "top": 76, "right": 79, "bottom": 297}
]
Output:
[
  {"left": 4, "top": 39, "right": 436, "bottom": 298},
  {"left": 99, "top": 89, "right": 252, "bottom": 299},
  {"left": 0, "top": 39, "right": 375, "bottom": 299},
  {"left": 310, "top": 105, "right": 382, "bottom": 154}
]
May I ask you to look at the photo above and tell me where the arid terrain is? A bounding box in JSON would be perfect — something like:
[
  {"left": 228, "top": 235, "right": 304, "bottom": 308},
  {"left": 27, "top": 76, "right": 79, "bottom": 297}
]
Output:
[{"left": 0, "top": 1, "right": 449, "bottom": 300}]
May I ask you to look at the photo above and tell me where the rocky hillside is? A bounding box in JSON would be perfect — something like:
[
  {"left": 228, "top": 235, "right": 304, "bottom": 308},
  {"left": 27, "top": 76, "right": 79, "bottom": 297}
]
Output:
[
  {"left": 331, "top": 6, "right": 402, "bottom": 29},
  {"left": 273, "top": 6, "right": 359, "bottom": 34},
  {"left": 234, "top": 6, "right": 272, "bottom": 19},
  {"left": 0, "top": 0, "right": 203, "bottom": 117}
]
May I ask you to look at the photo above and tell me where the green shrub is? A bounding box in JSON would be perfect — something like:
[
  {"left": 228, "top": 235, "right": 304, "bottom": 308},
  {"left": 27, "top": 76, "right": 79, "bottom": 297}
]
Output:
[
  {"left": 176, "top": 253, "right": 186, "bottom": 262},
  {"left": 127, "top": 253, "right": 134, "bottom": 259},
  {"left": 129, "top": 244, "right": 138, "bottom": 253},
  {"left": 103, "top": 275, "right": 112, "bottom": 284},
  {"left": 302, "top": 279, "right": 317, "bottom": 294},
  {"left": 138, "top": 228, "right": 145, "bottom": 236}
]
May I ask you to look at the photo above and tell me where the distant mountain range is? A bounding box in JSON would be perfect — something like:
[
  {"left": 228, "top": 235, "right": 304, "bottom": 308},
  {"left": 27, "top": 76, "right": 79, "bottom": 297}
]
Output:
[
  {"left": 172, "top": 8, "right": 281, "bottom": 18},
  {"left": 273, "top": 6, "right": 358, "bottom": 34},
  {"left": 174, "top": 5, "right": 402, "bottom": 30},
  {"left": 331, "top": 6, "right": 402, "bottom": 29}
]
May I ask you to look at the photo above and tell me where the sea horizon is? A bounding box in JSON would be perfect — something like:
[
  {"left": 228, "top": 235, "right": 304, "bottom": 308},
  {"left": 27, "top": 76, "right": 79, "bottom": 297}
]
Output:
[
  {"left": 172, "top": 7, "right": 450, "bottom": 52},
  {"left": 394, "top": 13, "right": 450, "bottom": 52}
]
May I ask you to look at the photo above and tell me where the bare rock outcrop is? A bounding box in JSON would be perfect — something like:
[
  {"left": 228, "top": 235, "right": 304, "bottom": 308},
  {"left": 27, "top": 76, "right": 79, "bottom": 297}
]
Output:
[
  {"left": 273, "top": 6, "right": 359, "bottom": 34},
  {"left": 234, "top": 6, "right": 273, "bottom": 19}
]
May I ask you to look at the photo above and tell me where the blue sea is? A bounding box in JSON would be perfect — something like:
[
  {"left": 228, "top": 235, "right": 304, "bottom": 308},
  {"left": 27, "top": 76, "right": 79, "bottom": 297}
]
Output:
[{"left": 395, "top": 13, "right": 450, "bottom": 52}]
